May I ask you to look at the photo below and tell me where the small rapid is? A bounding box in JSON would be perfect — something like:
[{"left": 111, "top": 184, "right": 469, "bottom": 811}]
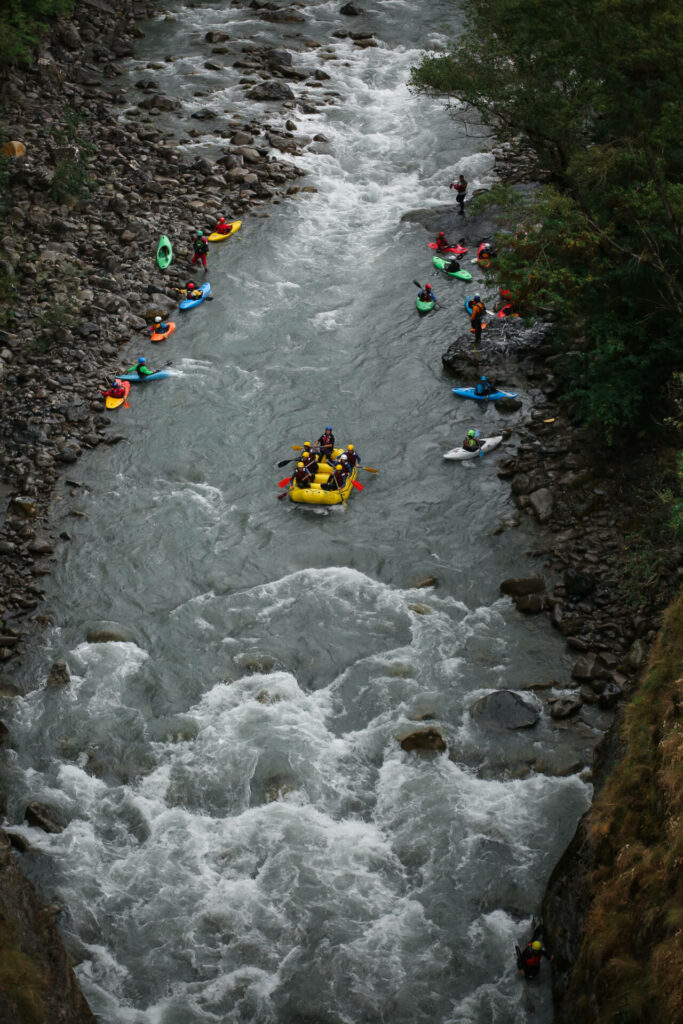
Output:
[{"left": 2, "top": 2, "right": 592, "bottom": 1022}]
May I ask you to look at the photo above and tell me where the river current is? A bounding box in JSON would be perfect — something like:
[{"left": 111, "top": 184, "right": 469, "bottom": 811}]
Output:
[{"left": 2, "top": 2, "right": 591, "bottom": 1022}]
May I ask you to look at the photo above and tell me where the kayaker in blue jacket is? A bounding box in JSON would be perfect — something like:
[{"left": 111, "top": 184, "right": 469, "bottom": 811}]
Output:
[
  {"left": 475, "top": 375, "right": 495, "bottom": 396},
  {"left": 419, "top": 283, "right": 436, "bottom": 304}
]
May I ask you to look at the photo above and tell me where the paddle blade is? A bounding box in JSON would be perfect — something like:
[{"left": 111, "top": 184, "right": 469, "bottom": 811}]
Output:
[
  {"left": 277, "top": 491, "right": 289, "bottom": 500},
  {"left": 291, "top": 445, "right": 303, "bottom": 451},
  {"left": 360, "top": 466, "right": 377, "bottom": 473},
  {"left": 277, "top": 458, "right": 293, "bottom": 468},
  {"left": 351, "top": 480, "right": 364, "bottom": 491},
  {"left": 123, "top": 401, "right": 130, "bottom": 409},
  {"left": 412, "top": 279, "right": 422, "bottom": 289},
  {"left": 278, "top": 476, "right": 291, "bottom": 488}
]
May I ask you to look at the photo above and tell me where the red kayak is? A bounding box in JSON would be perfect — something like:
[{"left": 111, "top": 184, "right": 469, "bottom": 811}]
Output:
[{"left": 429, "top": 242, "right": 468, "bottom": 255}]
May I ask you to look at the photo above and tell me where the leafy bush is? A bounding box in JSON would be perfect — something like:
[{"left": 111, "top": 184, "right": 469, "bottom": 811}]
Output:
[{"left": 0, "top": 0, "right": 74, "bottom": 66}]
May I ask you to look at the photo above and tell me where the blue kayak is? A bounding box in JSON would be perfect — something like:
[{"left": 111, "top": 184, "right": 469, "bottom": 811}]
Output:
[
  {"left": 452, "top": 386, "right": 517, "bottom": 401},
  {"left": 119, "top": 370, "right": 172, "bottom": 382},
  {"left": 180, "top": 281, "right": 211, "bottom": 310}
]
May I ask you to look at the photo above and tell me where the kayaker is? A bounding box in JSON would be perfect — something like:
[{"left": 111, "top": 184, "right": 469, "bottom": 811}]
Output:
[
  {"left": 447, "top": 255, "right": 463, "bottom": 273},
  {"left": 517, "top": 940, "right": 553, "bottom": 980},
  {"left": 214, "top": 216, "right": 232, "bottom": 235},
  {"left": 148, "top": 315, "right": 170, "bottom": 336},
  {"left": 470, "top": 294, "right": 485, "bottom": 343},
  {"left": 126, "top": 357, "right": 155, "bottom": 379},
  {"left": 322, "top": 463, "right": 346, "bottom": 492},
  {"left": 174, "top": 280, "right": 203, "bottom": 298},
  {"left": 290, "top": 462, "right": 311, "bottom": 489},
  {"left": 475, "top": 374, "right": 495, "bottom": 396},
  {"left": 435, "top": 231, "right": 450, "bottom": 252},
  {"left": 317, "top": 427, "right": 335, "bottom": 464},
  {"left": 478, "top": 241, "right": 497, "bottom": 260},
  {"left": 191, "top": 230, "right": 209, "bottom": 271},
  {"left": 345, "top": 443, "right": 361, "bottom": 469},
  {"left": 419, "top": 283, "right": 437, "bottom": 305},
  {"left": 100, "top": 380, "right": 126, "bottom": 399},
  {"left": 463, "top": 429, "right": 481, "bottom": 452},
  {"left": 450, "top": 174, "right": 467, "bottom": 213}
]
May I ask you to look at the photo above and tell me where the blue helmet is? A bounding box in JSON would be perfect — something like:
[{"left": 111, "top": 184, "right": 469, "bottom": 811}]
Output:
[
  {"left": 139, "top": 357, "right": 146, "bottom": 363},
  {"left": 480, "top": 375, "right": 487, "bottom": 381},
  {"left": 325, "top": 426, "right": 332, "bottom": 431}
]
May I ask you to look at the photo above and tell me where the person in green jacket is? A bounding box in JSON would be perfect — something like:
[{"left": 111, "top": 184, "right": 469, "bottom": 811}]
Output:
[{"left": 126, "top": 357, "right": 155, "bottom": 379}]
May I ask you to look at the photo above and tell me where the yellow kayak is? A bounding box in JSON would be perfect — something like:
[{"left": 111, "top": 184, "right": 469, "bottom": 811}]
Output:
[
  {"left": 288, "top": 449, "right": 358, "bottom": 505},
  {"left": 208, "top": 220, "right": 242, "bottom": 243}
]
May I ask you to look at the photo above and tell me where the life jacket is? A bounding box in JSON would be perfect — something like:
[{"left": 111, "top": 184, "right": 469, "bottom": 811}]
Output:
[
  {"left": 455, "top": 180, "right": 466, "bottom": 194},
  {"left": 319, "top": 433, "right": 334, "bottom": 449},
  {"left": 294, "top": 467, "right": 310, "bottom": 485},
  {"left": 522, "top": 946, "right": 542, "bottom": 969},
  {"left": 193, "top": 236, "right": 208, "bottom": 254},
  {"left": 471, "top": 300, "right": 485, "bottom": 322},
  {"left": 421, "top": 289, "right": 434, "bottom": 301},
  {"left": 137, "top": 364, "right": 148, "bottom": 377},
  {"left": 464, "top": 438, "right": 478, "bottom": 450},
  {"left": 110, "top": 384, "right": 125, "bottom": 398},
  {"left": 346, "top": 451, "right": 358, "bottom": 467},
  {"left": 216, "top": 221, "right": 228, "bottom": 233}
]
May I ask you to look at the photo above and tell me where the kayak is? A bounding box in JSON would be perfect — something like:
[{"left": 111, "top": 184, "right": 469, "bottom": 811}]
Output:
[
  {"left": 288, "top": 449, "right": 358, "bottom": 505},
  {"left": 497, "top": 306, "right": 519, "bottom": 319},
  {"left": 432, "top": 255, "right": 472, "bottom": 281},
  {"left": 428, "top": 242, "right": 468, "bottom": 255},
  {"left": 452, "top": 386, "right": 517, "bottom": 401},
  {"left": 105, "top": 380, "right": 130, "bottom": 409},
  {"left": 157, "top": 235, "right": 173, "bottom": 270},
  {"left": 179, "top": 282, "right": 211, "bottom": 310},
  {"left": 416, "top": 296, "right": 435, "bottom": 314},
  {"left": 150, "top": 321, "right": 176, "bottom": 342},
  {"left": 208, "top": 220, "right": 242, "bottom": 242},
  {"left": 443, "top": 436, "right": 503, "bottom": 460},
  {"left": 119, "top": 369, "right": 171, "bottom": 382}
]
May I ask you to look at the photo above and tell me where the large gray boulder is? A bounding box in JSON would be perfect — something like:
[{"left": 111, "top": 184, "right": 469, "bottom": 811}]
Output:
[{"left": 470, "top": 691, "right": 540, "bottom": 730}]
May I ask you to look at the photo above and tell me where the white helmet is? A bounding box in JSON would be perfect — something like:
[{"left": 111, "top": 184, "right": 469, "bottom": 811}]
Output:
[{"left": 154, "top": 316, "right": 162, "bottom": 323}]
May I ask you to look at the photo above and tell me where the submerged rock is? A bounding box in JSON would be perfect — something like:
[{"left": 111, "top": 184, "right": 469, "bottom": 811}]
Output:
[
  {"left": 24, "top": 801, "right": 63, "bottom": 834},
  {"left": 500, "top": 576, "right": 545, "bottom": 597},
  {"left": 470, "top": 690, "right": 540, "bottom": 730},
  {"left": 46, "top": 660, "right": 70, "bottom": 687},
  {"left": 86, "top": 628, "right": 127, "bottom": 643},
  {"left": 399, "top": 728, "right": 447, "bottom": 753}
]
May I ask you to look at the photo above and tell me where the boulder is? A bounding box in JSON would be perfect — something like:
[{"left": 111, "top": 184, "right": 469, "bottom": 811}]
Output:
[
  {"left": 495, "top": 396, "right": 523, "bottom": 413},
  {"left": 340, "top": 1, "right": 363, "bottom": 12},
  {"left": 263, "top": 48, "right": 293, "bottom": 67},
  {"left": 529, "top": 487, "right": 554, "bottom": 523},
  {"left": 571, "top": 653, "right": 597, "bottom": 681},
  {"left": 514, "top": 593, "right": 545, "bottom": 614},
  {"left": 246, "top": 81, "right": 295, "bottom": 102},
  {"left": 410, "top": 575, "right": 437, "bottom": 589},
  {"left": 627, "top": 638, "right": 646, "bottom": 670},
  {"left": 27, "top": 538, "right": 54, "bottom": 556},
  {"left": 25, "top": 801, "right": 63, "bottom": 833},
  {"left": 260, "top": 8, "right": 306, "bottom": 22},
  {"left": 11, "top": 496, "right": 38, "bottom": 518},
  {"left": 548, "top": 694, "right": 582, "bottom": 719},
  {"left": 598, "top": 681, "right": 622, "bottom": 710},
  {"left": 46, "top": 660, "right": 70, "bottom": 687},
  {"left": 500, "top": 576, "right": 545, "bottom": 597},
  {"left": 205, "top": 30, "right": 230, "bottom": 42},
  {"left": 470, "top": 691, "right": 540, "bottom": 730},
  {"left": 0, "top": 720, "right": 11, "bottom": 748},
  {"left": 86, "top": 628, "right": 127, "bottom": 643},
  {"left": 230, "top": 130, "right": 254, "bottom": 145},
  {"left": 399, "top": 727, "right": 447, "bottom": 754},
  {"left": 564, "top": 568, "right": 595, "bottom": 599}
]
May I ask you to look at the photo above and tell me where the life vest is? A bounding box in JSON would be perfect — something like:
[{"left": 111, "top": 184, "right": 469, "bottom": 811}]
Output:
[
  {"left": 346, "top": 451, "right": 358, "bottom": 467},
  {"left": 454, "top": 181, "right": 466, "bottom": 194},
  {"left": 294, "top": 467, "right": 310, "bottom": 485},
  {"left": 193, "top": 236, "right": 208, "bottom": 254},
  {"left": 320, "top": 433, "right": 334, "bottom": 449},
  {"left": 471, "top": 300, "right": 485, "bottom": 322},
  {"left": 522, "top": 946, "right": 542, "bottom": 969}
]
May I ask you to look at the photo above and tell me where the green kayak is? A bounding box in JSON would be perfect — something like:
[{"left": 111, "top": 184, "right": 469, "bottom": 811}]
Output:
[
  {"left": 432, "top": 254, "right": 472, "bottom": 281},
  {"left": 157, "top": 235, "right": 173, "bottom": 270},
  {"left": 416, "top": 296, "right": 435, "bottom": 314}
]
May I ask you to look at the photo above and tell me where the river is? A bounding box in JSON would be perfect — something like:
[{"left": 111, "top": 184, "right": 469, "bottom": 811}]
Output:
[{"left": 2, "top": 1, "right": 591, "bottom": 1021}]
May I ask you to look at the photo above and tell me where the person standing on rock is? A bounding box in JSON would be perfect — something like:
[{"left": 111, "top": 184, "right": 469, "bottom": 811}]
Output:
[
  {"left": 191, "top": 230, "right": 209, "bottom": 271},
  {"left": 517, "top": 939, "right": 554, "bottom": 980},
  {"left": 450, "top": 174, "right": 467, "bottom": 213},
  {"left": 470, "top": 293, "right": 486, "bottom": 343}
]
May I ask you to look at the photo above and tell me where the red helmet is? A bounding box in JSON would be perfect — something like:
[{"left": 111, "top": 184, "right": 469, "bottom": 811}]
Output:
[
  {"left": 425, "top": 282, "right": 431, "bottom": 288},
  {"left": 438, "top": 231, "right": 445, "bottom": 237}
]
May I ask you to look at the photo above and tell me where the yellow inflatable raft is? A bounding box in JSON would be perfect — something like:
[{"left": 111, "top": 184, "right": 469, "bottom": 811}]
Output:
[{"left": 288, "top": 448, "right": 357, "bottom": 505}]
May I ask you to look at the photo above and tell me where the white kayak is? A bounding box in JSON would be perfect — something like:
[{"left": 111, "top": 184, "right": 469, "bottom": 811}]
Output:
[{"left": 443, "top": 435, "right": 503, "bottom": 461}]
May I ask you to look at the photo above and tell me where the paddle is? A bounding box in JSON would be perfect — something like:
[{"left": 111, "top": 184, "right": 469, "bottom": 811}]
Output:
[
  {"left": 277, "top": 457, "right": 296, "bottom": 468},
  {"left": 360, "top": 466, "right": 377, "bottom": 473},
  {"left": 351, "top": 480, "right": 363, "bottom": 491},
  {"left": 412, "top": 280, "right": 446, "bottom": 310},
  {"left": 277, "top": 475, "right": 292, "bottom": 488}
]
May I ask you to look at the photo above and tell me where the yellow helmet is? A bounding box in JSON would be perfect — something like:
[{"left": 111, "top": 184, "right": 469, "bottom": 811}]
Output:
[
  {"left": 335, "top": 463, "right": 342, "bottom": 470},
  {"left": 304, "top": 441, "right": 312, "bottom": 448},
  {"left": 532, "top": 941, "right": 542, "bottom": 951},
  {"left": 347, "top": 444, "right": 354, "bottom": 451},
  {"left": 302, "top": 451, "right": 310, "bottom": 458},
  {"left": 297, "top": 462, "right": 304, "bottom": 468}
]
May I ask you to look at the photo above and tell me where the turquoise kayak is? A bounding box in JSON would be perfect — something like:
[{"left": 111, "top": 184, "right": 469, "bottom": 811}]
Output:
[
  {"left": 157, "top": 235, "right": 173, "bottom": 270},
  {"left": 180, "top": 281, "right": 211, "bottom": 310},
  {"left": 452, "top": 386, "right": 517, "bottom": 401},
  {"left": 119, "top": 369, "right": 171, "bottom": 382},
  {"left": 432, "top": 255, "right": 472, "bottom": 281},
  {"left": 416, "top": 295, "right": 435, "bottom": 314}
]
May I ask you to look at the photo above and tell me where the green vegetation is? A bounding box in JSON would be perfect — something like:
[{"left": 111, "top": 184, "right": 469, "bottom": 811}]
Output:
[
  {"left": 561, "top": 591, "right": 683, "bottom": 1023},
  {"left": 0, "top": 0, "right": 74, "bottom": 65},
  {"left": 49, "top": 108, "right": 95, "bottom": 205},
  {"left": 411, "top": 0, "right": 683, "bottom": 441},
  {"left": 0, "top": 923, "right": 46, "bottom": 1023}
]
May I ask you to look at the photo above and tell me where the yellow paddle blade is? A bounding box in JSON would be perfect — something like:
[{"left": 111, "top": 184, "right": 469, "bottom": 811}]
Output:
[
  {"left": 360, "top": 467, "right": 378, "bottom": 473},
  {"left": 291, "top": 445, "right": 303, "bottom": 450}
]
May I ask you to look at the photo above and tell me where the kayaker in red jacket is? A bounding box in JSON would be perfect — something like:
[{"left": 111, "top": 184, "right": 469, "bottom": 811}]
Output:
[{"left": 214, "top": 216, "right": 232, "bottom": 235}]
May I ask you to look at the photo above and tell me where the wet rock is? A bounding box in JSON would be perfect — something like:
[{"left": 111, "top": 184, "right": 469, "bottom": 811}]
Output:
[
  {"left": 470, "top": 690, "right": 541, "bottom": 730},
  {"left": 10, "top": 495, "right": 38, "bottom": 518},
  {"left": 399, "top": 727, "right": 447, "bottom": 754},
  {"left": 46, "top": 660, "right": 70, "bottom": 687},
  {"left": 230, "top": 129, "right": 254, "bottom": 145},
  {"left": 548, "top": 694, "right": 583, "bottom": 719},
  {"left": 564, "top": 568, "right": 595, "bottom": 599},
  {"left": 500, "top": 576, "right": 545, "bottom": 597},
  {"left": 571, "top": 653, "right": 597, "bottom": 681},
  {"left": 260, "top": 8, "right": 306, "bottom": 23},
  {"left": 496, "top": 396, "right": 523, "bottom": 413},
  {"left": 410, "top": 575, "right": 437, "bottom": 589},
  {"left": 7, "top": 831, "right": 31, "bottom": 852},
  {"left": 27, "top": 538, "right": 53, "bottom": 555},
  {"left": 598, "top": 681, "right": 622, "bottom": 709},
  {"left": 407, "top": 602, "right": 432, "bottom": 615},
  {"left": 246, "top": 81, "right": 296, "bottom": 102},
  {"left": 514, "top": 593, "right": 545, "bottom": 613},
  {"left": 263, "top": 48, "right": 293, "bottom": 68},
  {"left": 205, "top": 30, "right": 230, "bottom": 42},
  {"left": 86, "top": 628, "right": 127, "bottom": 643},
  {"left": 0, "top": 720, "right": 11, "bottom": 748},
  {"left": 529, "top": 487, "right": 554, "bottom": 523},
  {"left": 25, "top": 801, "right": 63, "bottom": 833},
  {"left": 340, "top": 1, "right": 363, "bottom": 12}
]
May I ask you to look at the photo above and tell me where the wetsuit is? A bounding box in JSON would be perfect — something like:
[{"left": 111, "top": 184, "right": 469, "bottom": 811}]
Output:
[{"left": 518, "top": 943, "right": 552, "bottom": 979}]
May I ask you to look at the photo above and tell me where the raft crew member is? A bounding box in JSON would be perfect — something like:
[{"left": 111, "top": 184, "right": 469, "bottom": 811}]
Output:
[
  {"left": 290, "top": 462, "right": 311, "bottom": 489},
  {"left": 450, "top": 174, "right": 467, "bottom": 213},
  {"left": 317, "top": 427, "right": 335, "bottom": 464},
  {"left": 474, "top": 374, "right": 495, "bottom": 396},
  {"left": 463, "top": 429, "right": 481, "bottom": 452},
  {"left": 518, "top": 940, "right": 553, "bottom": 980},
  {"left": 419, "top": 283, "right": 436, "bottom": 304},
  {"left": 322, "top": 463, "right": 346, "bottom": 492},
  {"left": 338, "top": 453, "right": 349, "bottom": 478},
  {"left": 345, "top": 443, "right": 360, "bottom": 469},
  {"left": 127, "top": 357, "right": 154, "bottom": 379},
  {"left": 470, "top": 293, "right": 485, "bottom": 343},
  {"left": 435, "top": 231, "right": 450, "bottom": 252},
  {"left": 191, "top": 230, "right": 209, "bottom": 271},
  {"left": 303, "top": 450, "right": 319, "bottom": 481},
  {"left": 214, "top": 216, "right": 232, "bottom": 235},
  {"left": 148, "top": 316, "right": 169, "bottom": 336},
  {"left": 175, "top": 280, "right": 202, "bottom": 298},
  {"left": 100, "top": 379, "right": 126, "bottom": 399}
]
